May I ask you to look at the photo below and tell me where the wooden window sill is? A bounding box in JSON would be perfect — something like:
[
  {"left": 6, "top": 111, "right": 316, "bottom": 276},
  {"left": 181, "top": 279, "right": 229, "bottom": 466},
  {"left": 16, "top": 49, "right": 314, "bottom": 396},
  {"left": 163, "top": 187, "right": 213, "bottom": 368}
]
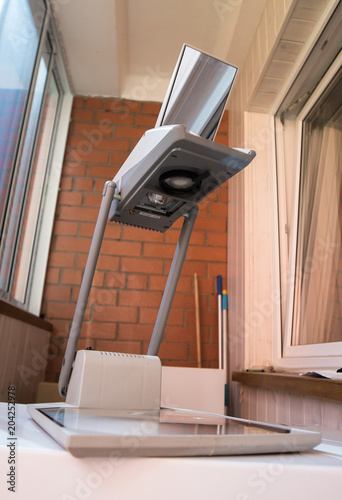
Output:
[
  {"left": 232, "top": 371, "right": 342, "bottom": 402},
  {"left": 0, "top": 299, "right": 52, "bottom": 332}
]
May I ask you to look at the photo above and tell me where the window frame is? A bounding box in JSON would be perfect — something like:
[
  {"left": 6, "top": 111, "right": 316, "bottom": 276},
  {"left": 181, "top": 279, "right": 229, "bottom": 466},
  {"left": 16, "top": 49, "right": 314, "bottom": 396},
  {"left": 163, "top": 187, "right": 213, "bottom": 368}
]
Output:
[
  {"left": 0, "top": 1, "right": 73, "bottom": 314},
  {"left": 281, "top": 51, "right": 342, "bottom": 368},
  {"left": 272, "top": 8, "right": 342, "bottom": 373}
]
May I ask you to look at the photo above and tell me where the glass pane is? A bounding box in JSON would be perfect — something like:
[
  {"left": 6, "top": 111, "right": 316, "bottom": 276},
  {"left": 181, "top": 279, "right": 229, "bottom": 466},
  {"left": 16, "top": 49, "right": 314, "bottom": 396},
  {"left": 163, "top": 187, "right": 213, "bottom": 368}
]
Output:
[
  {"left": 292, "top": 67, "right": 342, "bottom": 345},
  {"left": 0, "top": 37, "right": 51, "bottom": 292},
  {"left": 0, "top": 0, "right": 46, "bottom": 231},
  {"left": 13, "top": 70, "right": 60, "bottom": 303}
]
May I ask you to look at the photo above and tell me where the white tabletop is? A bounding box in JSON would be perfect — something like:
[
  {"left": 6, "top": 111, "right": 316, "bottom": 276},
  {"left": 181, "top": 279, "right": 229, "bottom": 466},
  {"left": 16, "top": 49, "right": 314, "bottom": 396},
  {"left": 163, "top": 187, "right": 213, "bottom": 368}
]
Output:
[{"left": 1, "top": 403, "right": 342, "bottom": 500}]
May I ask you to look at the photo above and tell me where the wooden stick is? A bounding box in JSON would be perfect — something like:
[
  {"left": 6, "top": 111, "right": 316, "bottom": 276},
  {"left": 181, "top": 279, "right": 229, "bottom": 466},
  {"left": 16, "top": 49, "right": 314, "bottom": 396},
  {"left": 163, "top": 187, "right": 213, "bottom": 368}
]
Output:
[{"left": 194, "top": 273, "right": 201, "bottom": 368}]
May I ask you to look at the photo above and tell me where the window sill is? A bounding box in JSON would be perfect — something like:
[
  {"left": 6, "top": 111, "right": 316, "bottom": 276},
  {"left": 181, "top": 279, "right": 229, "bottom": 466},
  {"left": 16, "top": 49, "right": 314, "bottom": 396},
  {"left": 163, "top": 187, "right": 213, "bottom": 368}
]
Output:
[
  {"left": 0, "top": 299, "right": 52, "bottom": 332},
  {"left": 232, "top": 371, "right": 342, "bottom": 402}
]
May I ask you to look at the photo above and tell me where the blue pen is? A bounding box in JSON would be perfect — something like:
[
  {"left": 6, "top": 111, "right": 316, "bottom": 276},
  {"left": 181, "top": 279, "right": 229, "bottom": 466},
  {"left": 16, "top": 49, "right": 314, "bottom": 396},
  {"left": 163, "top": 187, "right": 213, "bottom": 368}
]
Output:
[{"left": 217, "top": 275, "right": 222, "bottom": 369}]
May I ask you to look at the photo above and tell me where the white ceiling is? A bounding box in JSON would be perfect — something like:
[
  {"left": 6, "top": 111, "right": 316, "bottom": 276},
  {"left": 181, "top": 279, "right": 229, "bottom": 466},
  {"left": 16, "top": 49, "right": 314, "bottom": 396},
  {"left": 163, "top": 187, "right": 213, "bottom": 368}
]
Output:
[{"left": 51, "top": 0, "right": 268, "bottom": 102}]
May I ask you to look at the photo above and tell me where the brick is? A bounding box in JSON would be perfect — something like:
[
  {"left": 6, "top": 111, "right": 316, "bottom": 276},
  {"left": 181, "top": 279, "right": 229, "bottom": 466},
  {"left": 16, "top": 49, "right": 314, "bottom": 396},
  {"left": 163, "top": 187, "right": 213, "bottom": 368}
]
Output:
[
  {"left": 96, "top": 111, "right": 134, "bottom": 125},
  {"left": 66, "top": 135, "right": 91, "bottom": 149},
  {"left": 114, "top": 126, "right": 146, "bottom": 139},
  {"left": 105, "top": 271, "right": 126, "bottom": 288},
  {"left": 43, "top": 285, "right": 71, "bottom": 302},
  {"left": 148, "top": 275, "right": 167, "bottom": 291},
  {"left": 122, "top": 226, "right": 164, "bottom": 242},
  {"left": 158, "top": 342, "right": 188, "bottom": 361},
  {"left": 139, "top": 308, "right": 158, "bottom": 324},
  {"left": 45, "top": 268, "right": 60, "bottom": 284},
  {"left": 127, "top": 274, "right": 148, "bottom": 289},
  {"left": 121, "top": 257, "right": 163, "bottom": 275},
  {"left": 71, "top": 109, "right": 94, "bottom": 122},
  {"left": 72, "top": 96, "right": 85, "bottom": 108},
  {"left": 194, "top": 217, "right": 227, "bottom": 232},
  {"left": 171, "top": 293, "right": 196, "bottom": 309},
  {"left": 58, "top": 206, "right": 99, "bottom": 222},
  {"left": 119, "top": 290, "right": 162, "bottom": 308},
  {"left": 53, "top": 221, "right": 78, "bottom": 236},
  {"left": 187, "top": 246, "right": 226, "bottom": 262},
  {"left": 143, "top": 102, "right": 161, "bottom": 115},
  {"left": 118, "top": 324, "right": 152, "bottom": 341},
  {"left": 62, "top": 162, "right": 87, "bottom": 177},
  {"left": 93, "top": 305, "right": 138, "bottom": 323},
  {"left": 103, "top": 224, "right": 122, "bottom": 240},
  {"left": 110, "top": 152, "right": 130, "bottom": 166},
  {"left": 59, "top": 177, "right": 73, "bottom": 191},
  {"left": 84, "top": 193, "right": 101, "bottom": 207},
  {"left": 163, "top": 326, "right": 196, "bottom": 343},
  {"left": 55, "top": 237, "right": 91, "bottom": 254},
  {"left": 47, "top": 252, "right": 75, "bottom": 268},
  {"left": 76, "top": 254, "right": 120, "bottom": 271},
  {"left": 136, "top": 114, "right": 157, "bottom": 127},
  {"left": 101, "top": 240, "right": 141, "bottom": 257},
  {"left": 88, "top": 164, "right": 118, "bottom": 178},
  {"left": 214, "top": 134, "right": 228, "bottom": 146},
  {"left": 85, "top": 97, "right": 104, "bottom": 110},
  {"left": 207, "top": 232, "right": 227, "bottom": 247},
  {"left": 210, "top": 202, "right": 228, "bottom": 217},
  {"left": 58, "top": 191, "right": 83, "bottom": 206},
  {"left": 179, "top": 261, "right": 207, "bottom": 277},
  {"left": 208, "top": 262, "right": 227, "bottom": 279},
  {"left": 94, "top": 138, "right": 130, "bottom": 151},
  {"left": 81, "top": 322, "right": 116, "bottom": 340},
  {"left": 89, "top": 288, "right": 117, "bottom": 307},
  {"left": 69, "top": 149, "right": 109, "bottom": 164},
  {"left": 73, "top": 121, "right": 113, "bottom": 137},
  {"left": 74, "top": 178, "right": 94, "bottom": 191},
  {"left": 45, "top": 302, "right": 81, "bottom": 320},
  {"left": 143, "top": 243, "right": 175, "bottom": 259},
  {"left": 61, "top": 269, "right": 83, "bottom": 285}
]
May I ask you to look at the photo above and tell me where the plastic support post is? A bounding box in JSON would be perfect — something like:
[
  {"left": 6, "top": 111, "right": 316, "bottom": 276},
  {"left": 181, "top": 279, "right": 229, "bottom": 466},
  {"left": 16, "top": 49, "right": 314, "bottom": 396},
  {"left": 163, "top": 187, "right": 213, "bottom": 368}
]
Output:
[
  {"left": 147, "top": 205, "right": 199, "bottom": 356},
  {"left": 58, "top": 180, "right": 117, "bottom": 397}
]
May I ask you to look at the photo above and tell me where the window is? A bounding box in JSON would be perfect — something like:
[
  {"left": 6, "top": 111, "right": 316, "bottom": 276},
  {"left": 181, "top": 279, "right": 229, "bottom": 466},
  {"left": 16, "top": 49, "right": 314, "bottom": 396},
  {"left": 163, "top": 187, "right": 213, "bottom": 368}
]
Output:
[
  {"left": 276, "top": 6, "right": 342, "bottom": 368},
  {"left": 0, "top": 0, "right": 72, "bottom": 312}
]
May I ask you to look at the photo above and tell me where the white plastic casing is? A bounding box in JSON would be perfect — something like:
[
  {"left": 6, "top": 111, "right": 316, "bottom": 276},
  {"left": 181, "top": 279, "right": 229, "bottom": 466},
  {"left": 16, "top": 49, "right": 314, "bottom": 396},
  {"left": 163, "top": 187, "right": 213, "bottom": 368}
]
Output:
[{"left": 66, "top": 350, "right": 162, "bottom": 411}]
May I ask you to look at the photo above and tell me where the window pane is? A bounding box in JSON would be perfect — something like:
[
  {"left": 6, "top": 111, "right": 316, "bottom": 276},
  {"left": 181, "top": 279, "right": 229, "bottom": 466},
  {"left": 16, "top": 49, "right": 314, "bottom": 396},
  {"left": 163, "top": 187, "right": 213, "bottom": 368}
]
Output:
[
  {"left": 0, "top": 35, "right": 51, "bottom": 292},
  {"left": 0, "top": 0, "right": 46, "bottom": 231},
  {"left": 13, "top": 70, "right": 60, "bottom": 303},
  {"left": 292, "top": 68, "right": 342, "bottom": 346}
]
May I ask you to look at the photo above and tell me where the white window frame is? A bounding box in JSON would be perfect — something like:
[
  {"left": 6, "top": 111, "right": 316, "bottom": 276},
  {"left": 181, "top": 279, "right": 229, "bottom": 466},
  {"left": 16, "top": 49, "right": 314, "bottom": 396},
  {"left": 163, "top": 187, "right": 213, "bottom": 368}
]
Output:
[
  {"left": 281, "top": 52, "right": 342, "bottom": 369},
  {"left": 272, "top": 2, "right": 342, "bottom": 371},
  {"left": 0, "top": 1, "right": 73, "bottom": 315}
]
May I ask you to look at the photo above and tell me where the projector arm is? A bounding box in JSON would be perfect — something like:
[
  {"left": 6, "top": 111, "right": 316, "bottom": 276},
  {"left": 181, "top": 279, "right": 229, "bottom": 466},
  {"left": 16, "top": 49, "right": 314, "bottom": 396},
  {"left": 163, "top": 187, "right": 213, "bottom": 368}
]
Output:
[
  {"left": 59, "top": 180, "right": 118, "bottom": 397},
  {"left": 147, "top": 205, "right": 198, "bottom": 355}
]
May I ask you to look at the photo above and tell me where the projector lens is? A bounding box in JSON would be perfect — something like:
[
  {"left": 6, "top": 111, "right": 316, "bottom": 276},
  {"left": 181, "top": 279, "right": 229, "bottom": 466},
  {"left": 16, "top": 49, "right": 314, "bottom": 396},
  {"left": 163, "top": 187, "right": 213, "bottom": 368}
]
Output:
[
  {"left": 163, "top": 176, "right": 195, "bottom": 190},
  {"left": 147, "top": 192, "right": 172, "bottom": 206}
]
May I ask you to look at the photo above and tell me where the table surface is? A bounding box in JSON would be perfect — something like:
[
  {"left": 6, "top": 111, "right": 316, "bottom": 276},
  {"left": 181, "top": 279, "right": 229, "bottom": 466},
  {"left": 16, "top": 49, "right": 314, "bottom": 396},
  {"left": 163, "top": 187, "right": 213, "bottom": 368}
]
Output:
[{"left": 1, "top": 403, "right": 342, "bottom": 500}]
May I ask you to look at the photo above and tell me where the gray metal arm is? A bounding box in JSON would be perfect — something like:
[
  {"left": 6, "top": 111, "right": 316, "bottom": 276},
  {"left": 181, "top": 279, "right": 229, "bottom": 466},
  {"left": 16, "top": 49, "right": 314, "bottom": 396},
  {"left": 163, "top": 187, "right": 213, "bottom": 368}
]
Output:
[
  {"left": 58, "top": 180, "right": 117, "bottom": 397},
  {"left": 147, "top": 205, "right": 198, "bottom": 356}
]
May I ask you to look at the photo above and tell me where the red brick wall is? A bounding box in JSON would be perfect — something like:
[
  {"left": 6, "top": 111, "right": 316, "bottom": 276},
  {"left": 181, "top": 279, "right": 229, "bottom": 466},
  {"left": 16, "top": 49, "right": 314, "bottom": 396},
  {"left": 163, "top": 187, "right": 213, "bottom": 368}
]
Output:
[{"left": 42, "top": 96, "right": 229, "bottom": 382}]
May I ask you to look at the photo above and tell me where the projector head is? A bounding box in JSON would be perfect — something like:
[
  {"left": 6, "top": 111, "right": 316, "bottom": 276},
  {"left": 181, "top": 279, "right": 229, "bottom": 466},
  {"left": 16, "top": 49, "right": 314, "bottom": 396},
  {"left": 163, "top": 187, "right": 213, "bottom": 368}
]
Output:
[{"left": 109, "top": 124, "right": 255, "bottom": 232}]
